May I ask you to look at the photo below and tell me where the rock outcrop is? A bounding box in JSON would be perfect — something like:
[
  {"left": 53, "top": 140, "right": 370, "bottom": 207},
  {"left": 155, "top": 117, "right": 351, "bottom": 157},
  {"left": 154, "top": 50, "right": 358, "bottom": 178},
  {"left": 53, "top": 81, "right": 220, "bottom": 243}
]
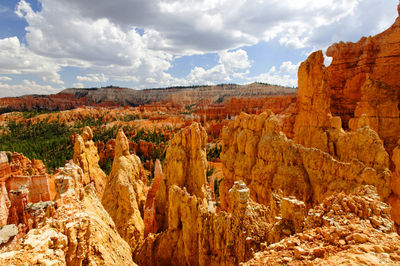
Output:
[
  {"left": 246, "top": 186, "right": 400, "bottom": 265},
  {"left": 293, "top": 51, "right": 390, "bottom": 172},
  {"left": 389, "top": 142, "right": 400, "bottom": 232},
  {"left": 220, "top": 112, "right": 391, "bottom": 211},
  {"left": 154, "top": 123, "right": 208, "bottom": 232},
  {"left": 323, "top": 6, "right": 400, "bottom": 154},
  {"left": 135, "top": 123, "right": 272, "bottom": 265},
  {"left": 144, "top": 159, "right": 164, "bottom": 237},
  {"left": 0, "top": 162, "right": 136, "bottom": 265},
  {"left": 102, "top": 129, "right": 146, "bottom": 250},
  {"left": 0, "top": 152, "right": 55, "bottom": 231},
  {"left": 293, "top": 51, "right": 331, "bottom": 152},
  {"left": 73, "top": 126, "right": 107, "bottom": 198}
]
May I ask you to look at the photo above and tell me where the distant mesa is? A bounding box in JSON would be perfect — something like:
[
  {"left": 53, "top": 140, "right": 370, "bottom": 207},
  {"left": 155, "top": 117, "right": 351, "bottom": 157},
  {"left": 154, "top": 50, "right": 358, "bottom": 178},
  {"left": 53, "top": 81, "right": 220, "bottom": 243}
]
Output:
[{"left": 0, "top": 83, "right": 297, "bottom": 113}]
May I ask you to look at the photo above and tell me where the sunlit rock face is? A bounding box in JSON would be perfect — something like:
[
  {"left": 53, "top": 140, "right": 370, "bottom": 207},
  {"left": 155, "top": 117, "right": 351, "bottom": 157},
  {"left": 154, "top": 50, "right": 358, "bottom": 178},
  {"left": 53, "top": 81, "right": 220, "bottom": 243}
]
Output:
[
  {"left": 325, "top": 9, "right": 400, "bottom": 154},
  {"left": 73, "top": 126, "right": 107, "bottom": 198},
  {"left": 102, "top": 129, "right": 146, "bottom": 250},
  {"left": 0, "top": 161, "right": 135, "bottom": 265}
]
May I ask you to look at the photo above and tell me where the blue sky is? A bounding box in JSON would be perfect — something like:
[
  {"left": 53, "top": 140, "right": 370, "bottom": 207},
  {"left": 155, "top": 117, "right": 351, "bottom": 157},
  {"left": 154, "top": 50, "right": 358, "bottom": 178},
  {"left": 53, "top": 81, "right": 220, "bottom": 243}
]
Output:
[{"left": 0, "top": 0, "right": 397, "bottom": 96}]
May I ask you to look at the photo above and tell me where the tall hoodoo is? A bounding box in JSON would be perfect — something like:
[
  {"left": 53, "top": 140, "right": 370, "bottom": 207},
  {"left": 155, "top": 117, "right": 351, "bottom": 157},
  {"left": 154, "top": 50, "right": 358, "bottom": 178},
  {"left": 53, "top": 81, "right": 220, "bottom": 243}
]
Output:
[
  {"left": 154, "top": 122, "right": 208, "bottom": 231},
  {"left": 73, "top": 126, "right": 107, "bottom": 198},
  {"left": 102, "top": 128, "right": 146, "bottom": 250}
]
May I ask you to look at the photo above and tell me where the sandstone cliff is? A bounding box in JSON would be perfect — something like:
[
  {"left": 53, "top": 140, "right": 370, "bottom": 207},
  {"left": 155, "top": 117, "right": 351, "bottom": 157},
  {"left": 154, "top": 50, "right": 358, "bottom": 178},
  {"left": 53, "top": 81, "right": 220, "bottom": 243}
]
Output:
[
  {"left": 73, "top": 126, "right": 107, "bottom": 198},
  {"left": 102, "top": 129, "right": 146, "bottom": 250}
]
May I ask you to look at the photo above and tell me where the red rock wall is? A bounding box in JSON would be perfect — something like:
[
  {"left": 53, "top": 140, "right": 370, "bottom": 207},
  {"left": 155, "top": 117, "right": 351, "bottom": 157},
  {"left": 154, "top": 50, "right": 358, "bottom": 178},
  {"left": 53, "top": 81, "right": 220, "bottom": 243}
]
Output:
[{"left": 325, "top": 8, "right": 400, "bottom": 153}]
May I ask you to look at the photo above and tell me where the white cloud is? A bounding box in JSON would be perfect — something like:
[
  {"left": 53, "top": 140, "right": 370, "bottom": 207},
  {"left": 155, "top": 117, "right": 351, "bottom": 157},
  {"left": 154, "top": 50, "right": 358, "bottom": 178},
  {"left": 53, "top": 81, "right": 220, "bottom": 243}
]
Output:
[
  {"left": 77, "top": 73, "right": 108, "bottom": 83},
  {"left": 249, "top": 61, "right": 300, "bottom": 87},
  {"left": 279, "top": 61, "right": 300, "bottom": 74},
  {"left": 173, "top": 49, "right": 252, "bottom": 85},
  {"left": 0, "top": 37, "right": 63, "bottom": 84},
  {"left": 0, "top": 0, "right": 396, "bottom": 95},
  {"left": 63, "top": 0, "right": 365, "bottom": 52},
  {"left": 0, "top": 76, "right": 12, "bottom": 81},
  {"left": 0, "top": 80, "right": 63, "bottom": 97}
]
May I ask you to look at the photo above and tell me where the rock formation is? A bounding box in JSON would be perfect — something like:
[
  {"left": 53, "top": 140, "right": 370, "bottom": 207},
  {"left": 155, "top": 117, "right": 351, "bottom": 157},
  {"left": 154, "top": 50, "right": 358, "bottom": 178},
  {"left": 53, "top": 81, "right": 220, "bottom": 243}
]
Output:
[
  {"left": 293, "top": 51, "right": 332, "bottom": 152},
  {"left": 102, "top": 129, "right": 146, "bottom": 250},
  {"left": 389, "top": 142, "right": 400, "bottom": 232},
  {"left": 0, "top": 83, "right": 296, "bottom": 112},
  {"left": 144, "top": 159, "right": 164, "bottom": 237},
  {"left": 245, "top": 186, "right": 400, "bottom": 265},
  {"left": 135, "top": 123, "right": 274, "bottom": 265},
  {"left": 323, "top": 7, "right": 400, "bottom": 155},
  {"left": 0, "top": 161, "right": 136, "bottom": 265},
  {"left": 0, "top": 151, "right": 55, "bottom": 230},
  {"left": 73, "top": 126, "right": 107, "bottom": 198},
  {"left": 154, "top": 122, "right": 208, "bottom": 231},
  {"left": 220, "top": 112, "right": 391, "bottom": 211}
]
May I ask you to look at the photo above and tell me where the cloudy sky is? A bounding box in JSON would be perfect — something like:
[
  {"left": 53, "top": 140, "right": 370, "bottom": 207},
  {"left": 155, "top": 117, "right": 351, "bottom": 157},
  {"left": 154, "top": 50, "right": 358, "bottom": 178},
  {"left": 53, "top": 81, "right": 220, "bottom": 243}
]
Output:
[{"left": 0, "top": 0, "right": 397, "bottom": 97}]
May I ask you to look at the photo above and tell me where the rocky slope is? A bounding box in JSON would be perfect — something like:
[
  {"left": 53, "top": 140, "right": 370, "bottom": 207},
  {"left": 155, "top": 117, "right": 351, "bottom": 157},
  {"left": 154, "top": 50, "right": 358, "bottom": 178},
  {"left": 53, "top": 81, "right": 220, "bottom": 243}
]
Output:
[
  {"left": 0, "top": 162, "right": 136, "bottom": 265},
  {"left": 246, "top": 186, "right": 400, "bottom": 265}
]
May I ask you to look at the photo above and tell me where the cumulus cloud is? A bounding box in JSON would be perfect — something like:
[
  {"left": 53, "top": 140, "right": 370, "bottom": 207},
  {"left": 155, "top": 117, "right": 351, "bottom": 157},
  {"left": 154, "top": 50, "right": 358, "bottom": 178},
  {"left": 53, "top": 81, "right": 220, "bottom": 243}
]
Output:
[
  {"left": 0, "top": 0, "right": 396, "bottom": 96},
  {"left": 171, "top": 49, "right": 252, "bottom": 85},
  {"left": 0, "top": 37, "right": 63, "bottom": 84},
  {"left": 54, "top": 0, "right": 365, "bottom": 53}
]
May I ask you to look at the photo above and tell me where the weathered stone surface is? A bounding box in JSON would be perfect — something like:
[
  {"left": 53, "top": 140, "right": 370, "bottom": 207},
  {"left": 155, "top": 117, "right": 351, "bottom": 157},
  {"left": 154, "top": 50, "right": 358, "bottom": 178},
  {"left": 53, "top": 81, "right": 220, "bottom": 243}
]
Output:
[
  {"left": 0, "top": 225, "right": 17, "bottom": 245},
  {"left": 319, "top": 7, "right": 400, "bottom": 158},
  {"left": 144, "top": 159, "right": 164, "bottom": 237},
  {"left": 102, "top": 129, "right": 146, "bottom": 250},
  {"left": 245, "top": 186, "right": 399, "bottom": 265},
  {"left": 389, "top": 142, "right": 400, "bottom": 232},
  {"left": 136, "top": 123, "right": 272, "bottom": 265},
  {"left": 0, "top": 183, "right": 10, "bottom": 226},
  {"left": 73, "top": 126, "right": 107, "bottom": 198},
  {"left": 220, "top": 112, "right": 391, "bottom": 212},
  {"left": 294, "top": 51, "right": 331, "bottom": 153},
  {"left": 135, "top": 184, "right": 271, "bottom": 266},
  {"left": 154, "top": 122, "right": 208, "bottom": 232},
  {"left": 0, "top": 161, "right": 136, "bottom": 266}
]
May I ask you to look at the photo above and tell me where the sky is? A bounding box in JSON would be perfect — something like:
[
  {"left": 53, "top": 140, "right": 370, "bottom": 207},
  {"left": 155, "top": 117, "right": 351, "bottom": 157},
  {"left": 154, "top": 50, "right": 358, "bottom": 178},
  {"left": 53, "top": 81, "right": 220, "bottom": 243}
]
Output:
[{"left": 0, "top": 0, "right": 398, "bottom": 97}]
